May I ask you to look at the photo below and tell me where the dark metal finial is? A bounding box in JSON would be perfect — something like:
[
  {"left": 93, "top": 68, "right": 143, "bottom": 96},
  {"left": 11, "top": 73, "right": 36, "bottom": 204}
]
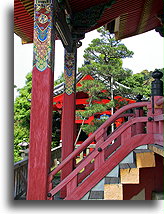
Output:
[
  {"left": 151, "top": 69, "right": 163, "bottom": 96},
  {"left": 152, "top": 69, "right": 163, "bottom": 79},
  {"left": 136, "top": 94, "right": 143, "bottom": 110},
  {"left": 136, "top": 94, "right": 143, "bottom": 102}
]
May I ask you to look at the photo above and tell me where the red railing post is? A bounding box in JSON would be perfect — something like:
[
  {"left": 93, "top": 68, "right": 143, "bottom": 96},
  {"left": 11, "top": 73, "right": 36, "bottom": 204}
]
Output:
[
  {"left": 66, "top": 176, "right": 78, "bottom": 196},
  {"left": 135, "top": 94, "right": 145, "bottom": 134},
  {"left": 47, "top": 175, "right": 53, "bottom": 200},
  {"left": 121, "top": 126, "right": 132, "bottom": 145},
  {"left": 150, "top": 70, "right": 163, "bottom": 135},
  {"left": 94, "top": 129, "right": 105, "bottom": 170}
]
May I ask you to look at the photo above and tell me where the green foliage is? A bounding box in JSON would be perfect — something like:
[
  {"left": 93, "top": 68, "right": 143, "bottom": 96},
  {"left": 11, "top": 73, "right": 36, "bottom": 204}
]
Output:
[
  {"left": 51, "top": 111, "right": 61, "bottom": 148},
  {"left": 14, "top": 72, "right": 32, "bottom": 162},
  {"left": 14, "top": 72, "right": 62, "bottom": 162},
  {"left": 54, "top": 73, "right": 64, "bottom": 86},
  {"left": 121, "top": 69, "right": 153, "bottom": 98},
  {"left": 79, "top": 27, "right": 133, "bottom": 90},
  {"left": 14, "top": 122, "right": 30, "bottom": 162},
  {"left": 77, "top": 27, "right": 134, "bottom": 135},
  {"left": 77, "top": 79, "right": 109, "bottom": 100},
  {"left": 81, "top": 119, "right": 107, "bottom": 135}
]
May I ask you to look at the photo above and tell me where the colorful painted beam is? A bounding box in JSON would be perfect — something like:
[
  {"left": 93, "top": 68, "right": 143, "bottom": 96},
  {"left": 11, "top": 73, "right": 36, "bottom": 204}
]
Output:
[
  {"left": 60, "top": 49, "right": 77, "bottom": 198},
  {"left": 27, "top": 0, "right": 55, "bottom": 200}
]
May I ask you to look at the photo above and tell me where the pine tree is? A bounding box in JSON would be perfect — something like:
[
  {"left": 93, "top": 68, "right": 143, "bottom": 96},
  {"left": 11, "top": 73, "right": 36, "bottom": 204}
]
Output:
[
  {"left": 79, "top": 27, "right": 133, "bottom": 93},
  {"left": 77, "top": 27, "right": 134, "bottom": 135}
]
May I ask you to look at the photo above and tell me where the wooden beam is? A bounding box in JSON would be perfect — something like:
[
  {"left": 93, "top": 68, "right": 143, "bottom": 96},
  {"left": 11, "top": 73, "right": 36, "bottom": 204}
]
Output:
[
  {"left": 60, "top": 49, "right": 77, "bottom": 198},
  {"left": 55, "top": 1, "right": 74, "bottom": 52},
  {"left": 27, "top": 0, "right": 55, "bottom": 200}
]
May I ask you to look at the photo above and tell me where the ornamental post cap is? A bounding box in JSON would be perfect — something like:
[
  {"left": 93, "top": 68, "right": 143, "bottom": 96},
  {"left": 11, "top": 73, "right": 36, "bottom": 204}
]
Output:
[
  {"left": 152, "top": 69, "right": 163, "bottom": 80},
  {"left": 151, "top": 69, "right": 163, "bottom": 96},
  {"left": 136, "top": 94, "right": 143, "bottom": 101}
]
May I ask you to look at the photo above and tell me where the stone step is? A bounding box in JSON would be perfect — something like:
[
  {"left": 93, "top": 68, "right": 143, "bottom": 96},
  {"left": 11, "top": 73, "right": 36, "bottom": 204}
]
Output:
[
  {"left": 148, "top": 144, "right": 164, "bottom": 157},
  {"left": 134, "top": 149, "right": 156, "bottom": 168},
  {"left": 104, "top": 183, "right": 123, "bottom": 200},
  {"left": 105, "top": 177, "right": 120, "bottom": 184},
  {"left": 89, "top": 191, "right": 104, "bottom": 200},
  {"left": 120, "top": 145, "right": 148, "bottom": 163},
  {"left": 82, "top": 146, "right": 155, "bottom": 200},
  {"left": 120, "top": 163, "right": 139, "bottom": 184}
]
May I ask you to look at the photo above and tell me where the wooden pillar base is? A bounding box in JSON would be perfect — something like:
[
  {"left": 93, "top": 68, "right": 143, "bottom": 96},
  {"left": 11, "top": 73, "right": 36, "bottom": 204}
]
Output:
[{"left": 27, "top": 0, "right": 55, "bottom": 200}]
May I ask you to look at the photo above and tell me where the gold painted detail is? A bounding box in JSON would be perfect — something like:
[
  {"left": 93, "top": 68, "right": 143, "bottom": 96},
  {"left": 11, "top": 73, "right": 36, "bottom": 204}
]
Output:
[
  {"left": 33, "top": 0, "right": 55, "bottom": 72},
  {"left": 64, "top": 51, "right": 76, "bottom": 95}
]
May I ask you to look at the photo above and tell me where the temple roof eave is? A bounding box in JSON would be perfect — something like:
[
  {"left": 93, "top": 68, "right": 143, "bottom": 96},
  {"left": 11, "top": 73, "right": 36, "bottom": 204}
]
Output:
[{"left": 14, "top": 0, "right": 163, "bottom": 45}]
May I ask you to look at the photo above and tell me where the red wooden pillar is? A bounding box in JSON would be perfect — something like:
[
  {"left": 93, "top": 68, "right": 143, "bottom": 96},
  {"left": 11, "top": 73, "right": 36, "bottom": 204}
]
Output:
[
  {"left": 60, "top": 50, "right": 77, "bottom": 198},
  {"left": 27, "top": 0, "right": 55, "bottom": 200}
]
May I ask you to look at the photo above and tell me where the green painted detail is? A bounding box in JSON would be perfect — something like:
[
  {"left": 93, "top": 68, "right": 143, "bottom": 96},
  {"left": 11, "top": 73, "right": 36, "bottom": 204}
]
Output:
[{"left": 72, "top": 0, "right": 116, "bottom": 29}]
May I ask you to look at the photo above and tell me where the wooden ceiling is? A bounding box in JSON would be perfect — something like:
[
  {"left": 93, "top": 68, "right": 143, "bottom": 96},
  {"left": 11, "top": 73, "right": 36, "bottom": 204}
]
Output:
[{"left": 14, "top": 0, "right": 163, "bottom": 44}]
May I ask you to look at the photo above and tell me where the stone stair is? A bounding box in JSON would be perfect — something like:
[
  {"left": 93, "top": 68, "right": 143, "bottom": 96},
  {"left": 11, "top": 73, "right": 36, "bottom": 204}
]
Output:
[{"left": 81, "top": 145, "right": 156, "bottom": 200}]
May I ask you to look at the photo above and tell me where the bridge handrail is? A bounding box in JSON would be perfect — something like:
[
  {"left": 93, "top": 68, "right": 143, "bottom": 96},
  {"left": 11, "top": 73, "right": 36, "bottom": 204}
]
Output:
[
  {"left": 48, "top": 116, "right": 151, "bottom": 197},
  {"left": 49, "top": 101, "right": 150, "bottom": 178}
]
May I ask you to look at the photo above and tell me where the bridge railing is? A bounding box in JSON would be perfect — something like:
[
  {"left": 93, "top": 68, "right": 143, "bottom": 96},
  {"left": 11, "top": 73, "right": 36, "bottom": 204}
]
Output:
[
  {"left": 14, "top": 158, "right": 28, "bottom": 199},
  {"left": 48, "top": 101, "right": 151, "bottom": 198},
  {"left": 14, "top": 145, "right": 62, "bottom": 199},
  {"left": 48, "top": 96, "right": 163, "bottom": 200}
]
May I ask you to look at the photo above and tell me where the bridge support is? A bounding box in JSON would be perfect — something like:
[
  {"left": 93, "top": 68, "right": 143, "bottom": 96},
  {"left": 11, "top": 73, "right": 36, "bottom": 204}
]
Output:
[
  {"left": 60, "top": 49, "right": 77, "bottom": 198},
  {"left": 27, "top": 0, "right": 55, "bottom": 200}
]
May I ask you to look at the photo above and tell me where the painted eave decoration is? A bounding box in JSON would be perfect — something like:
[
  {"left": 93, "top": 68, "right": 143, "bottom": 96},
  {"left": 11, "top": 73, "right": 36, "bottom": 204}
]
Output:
[
  {"left": 14, "top": 0, "right": 163, "bottom": 44},
  {"left": 14, "top": 0, "right": 34, "bottom": 43}
]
